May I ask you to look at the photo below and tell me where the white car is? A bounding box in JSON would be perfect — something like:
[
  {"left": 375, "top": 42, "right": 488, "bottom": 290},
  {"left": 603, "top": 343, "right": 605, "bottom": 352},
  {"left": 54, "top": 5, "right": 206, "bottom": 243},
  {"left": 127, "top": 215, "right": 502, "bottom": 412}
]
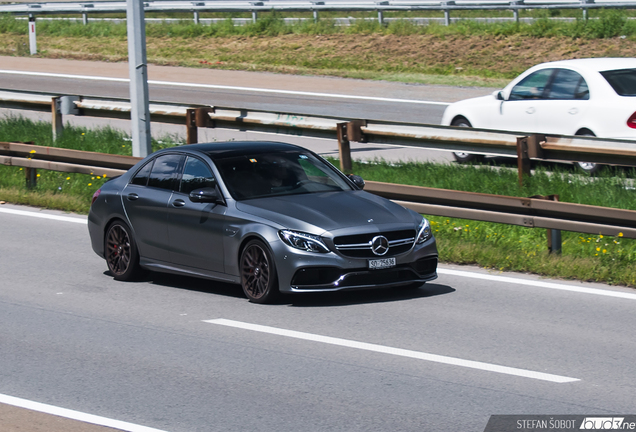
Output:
[{"left": 441, "top": 58, "right": 636, "bottom": 172}]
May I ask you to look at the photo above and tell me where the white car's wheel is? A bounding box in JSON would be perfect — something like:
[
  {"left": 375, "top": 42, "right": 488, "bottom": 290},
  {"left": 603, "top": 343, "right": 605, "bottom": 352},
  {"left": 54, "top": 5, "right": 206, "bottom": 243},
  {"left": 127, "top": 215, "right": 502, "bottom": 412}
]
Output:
[
  {"left": 574, "top": 132, "right": 601, "bottom": 174},
  {"left": 451, "top": 118, "right": 485, "bottom": 164}
]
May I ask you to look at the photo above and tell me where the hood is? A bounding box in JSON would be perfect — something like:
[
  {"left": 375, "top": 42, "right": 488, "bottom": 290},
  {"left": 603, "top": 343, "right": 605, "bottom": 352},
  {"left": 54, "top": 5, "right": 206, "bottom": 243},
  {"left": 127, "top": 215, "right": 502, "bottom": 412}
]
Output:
[{"left": 236, "top": 190, "right": 418, "bottom": 234}]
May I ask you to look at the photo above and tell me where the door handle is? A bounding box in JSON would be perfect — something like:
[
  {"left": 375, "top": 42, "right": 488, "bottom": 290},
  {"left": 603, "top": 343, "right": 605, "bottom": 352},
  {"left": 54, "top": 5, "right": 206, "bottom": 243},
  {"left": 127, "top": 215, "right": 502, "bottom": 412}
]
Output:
[
  {"left": 172, "top": 199, "right": 186, "bottom": 208},
  {"left": 127, "top": 193, "right": 139, "bottom": 201},
  {"left": 569, "top": 108, "right": 578, "bottom": 115},
  {"left": 526, "top": 107, "right": 536, "bottom": 114}
]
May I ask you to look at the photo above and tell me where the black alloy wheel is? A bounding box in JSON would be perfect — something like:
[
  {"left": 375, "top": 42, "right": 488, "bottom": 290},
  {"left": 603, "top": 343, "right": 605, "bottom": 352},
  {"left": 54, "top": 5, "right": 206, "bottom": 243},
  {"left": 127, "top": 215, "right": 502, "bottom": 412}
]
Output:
[
  {"left": 451, "top": 117, "right": 485, "bottom": 163},
  {"left": 105, "top": 220, "right": 141, "bottom": 281},
  {"left": 240, "top": 240, "right": 279, "bottom": 304}
]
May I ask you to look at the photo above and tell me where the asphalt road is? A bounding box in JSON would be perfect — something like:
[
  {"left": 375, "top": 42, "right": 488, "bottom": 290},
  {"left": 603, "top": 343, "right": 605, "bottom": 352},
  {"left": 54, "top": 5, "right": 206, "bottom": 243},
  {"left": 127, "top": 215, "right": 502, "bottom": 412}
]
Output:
[
  {"left": 2, "top": 203, "right": 636, "bottom": 432},
  {"left": 0, "top": 56, "right": 498, "bottom": 164}
]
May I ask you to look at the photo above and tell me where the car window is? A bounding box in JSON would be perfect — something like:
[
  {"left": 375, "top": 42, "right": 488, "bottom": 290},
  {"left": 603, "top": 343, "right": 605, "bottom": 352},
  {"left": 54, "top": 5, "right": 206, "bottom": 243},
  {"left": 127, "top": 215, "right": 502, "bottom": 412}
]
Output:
[
  {"left": 214, "top": 150, "right": 353, "bottom": 200},
  {"left": 509, "top": 69, "right": 554, "bottom": 100},
  {"left": 179, "top": 156, "right": 216, "bottom": 195},
  {"left": 601, "top": 68, "right": 636, "bottom": 96},
  {"left": 147, "top": 154, "right": 183, "bottom": 191},
  {"left": 131, "top": 159, "right": 153, "bottom": 186},
  {"left": 546, "top": 69, "right": 589, "bottom": 100}
]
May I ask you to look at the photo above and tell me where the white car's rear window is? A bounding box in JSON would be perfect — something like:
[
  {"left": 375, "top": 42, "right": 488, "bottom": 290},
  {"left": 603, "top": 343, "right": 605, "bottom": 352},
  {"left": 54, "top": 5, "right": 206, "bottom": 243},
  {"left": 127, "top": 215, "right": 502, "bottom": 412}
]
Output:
[{"left": 601, "top": 68, "right": 636, "bottom": 96}]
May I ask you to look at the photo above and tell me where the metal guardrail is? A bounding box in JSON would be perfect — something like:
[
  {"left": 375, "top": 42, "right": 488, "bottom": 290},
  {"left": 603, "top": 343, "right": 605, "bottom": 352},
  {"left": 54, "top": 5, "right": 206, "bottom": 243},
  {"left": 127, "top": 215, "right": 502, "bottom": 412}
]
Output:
[
  {"left": 3, "top": 88, "right": 636, "bottom": 174},
  {"left": 2, "top": 141, "right": 636, "bottom": 243},
  {"left": 1, "top": 0, "right": 633, "bottom": 26},
  {"left": 3, "top": 89, "right": 636, "bottom": 245}
]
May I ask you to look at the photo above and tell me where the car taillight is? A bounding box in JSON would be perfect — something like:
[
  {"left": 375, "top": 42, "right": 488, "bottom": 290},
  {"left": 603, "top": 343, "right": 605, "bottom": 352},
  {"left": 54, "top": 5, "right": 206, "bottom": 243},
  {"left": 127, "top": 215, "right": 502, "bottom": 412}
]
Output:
[
  {"left": 627, "top": 112, "right": 636, "bottom": 129},
  {"left": 91, "top": 188, "right": 101, "bottom": 205}
]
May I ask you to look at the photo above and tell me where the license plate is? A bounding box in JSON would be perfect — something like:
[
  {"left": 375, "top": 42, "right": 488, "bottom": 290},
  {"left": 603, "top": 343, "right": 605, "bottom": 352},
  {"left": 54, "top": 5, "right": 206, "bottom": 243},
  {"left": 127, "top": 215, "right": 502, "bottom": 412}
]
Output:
[{"left": 368, "top": 257, "right": 396, "bottom": 270}]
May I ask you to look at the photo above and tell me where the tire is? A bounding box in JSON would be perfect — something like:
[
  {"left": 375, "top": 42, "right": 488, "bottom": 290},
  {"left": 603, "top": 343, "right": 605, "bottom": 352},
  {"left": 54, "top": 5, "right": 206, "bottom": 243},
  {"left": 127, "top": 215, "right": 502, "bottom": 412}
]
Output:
[
  {"left": 240, "top": 240, "right": 279, "bottom": 304},
  {"left": 574, "top": 131, "right": 601, "bottom": 174},
  {"left": 451, "top": 118, "right": 485, "bottom": 163},
  {"left": 105, "top": 220, "right": 141, "bottom": 281}
]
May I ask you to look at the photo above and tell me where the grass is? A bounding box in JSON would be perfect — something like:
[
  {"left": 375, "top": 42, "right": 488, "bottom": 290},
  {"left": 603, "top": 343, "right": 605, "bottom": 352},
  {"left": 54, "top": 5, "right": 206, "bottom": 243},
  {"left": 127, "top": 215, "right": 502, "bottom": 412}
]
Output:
[{"left": 1, "top": 116, "right": 635, "bottom": 287}]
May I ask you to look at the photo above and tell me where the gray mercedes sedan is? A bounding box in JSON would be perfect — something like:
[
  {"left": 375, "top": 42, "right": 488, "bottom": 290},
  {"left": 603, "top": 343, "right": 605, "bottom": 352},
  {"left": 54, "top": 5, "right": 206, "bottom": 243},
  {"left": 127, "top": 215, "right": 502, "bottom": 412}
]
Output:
[{"left": 88, "top": 142, "right": 438, "bottom": 303}]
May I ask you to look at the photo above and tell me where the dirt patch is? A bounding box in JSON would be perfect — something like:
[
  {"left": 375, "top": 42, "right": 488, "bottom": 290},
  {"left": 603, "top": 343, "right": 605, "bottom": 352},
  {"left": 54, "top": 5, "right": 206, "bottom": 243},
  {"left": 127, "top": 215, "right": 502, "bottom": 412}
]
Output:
[{"left": 1, "top": 32, "right": 635, "bottom": 81}]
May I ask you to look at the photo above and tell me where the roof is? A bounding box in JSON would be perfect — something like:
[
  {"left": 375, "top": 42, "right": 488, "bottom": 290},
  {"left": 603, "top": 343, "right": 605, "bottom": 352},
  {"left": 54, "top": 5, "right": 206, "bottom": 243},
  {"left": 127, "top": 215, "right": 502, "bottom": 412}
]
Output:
[
  {"left": 164, "top": 141, "right": 304, "bottom": 160},
  {"left": 537, "top": 58, "right": 636, "bottom": 73}
]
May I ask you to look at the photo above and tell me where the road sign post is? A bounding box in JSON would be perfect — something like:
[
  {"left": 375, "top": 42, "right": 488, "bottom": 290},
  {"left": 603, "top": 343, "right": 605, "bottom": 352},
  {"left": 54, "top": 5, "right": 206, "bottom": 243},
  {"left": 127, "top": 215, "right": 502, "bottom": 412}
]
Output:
[{"left": 126, "top": 0, "right": 152, "bottom": 157}]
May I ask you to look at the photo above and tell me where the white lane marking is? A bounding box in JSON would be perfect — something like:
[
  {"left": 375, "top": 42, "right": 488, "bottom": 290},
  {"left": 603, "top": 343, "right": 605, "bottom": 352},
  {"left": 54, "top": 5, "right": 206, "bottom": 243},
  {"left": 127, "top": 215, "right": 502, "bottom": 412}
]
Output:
[
  {"left": 0, "top": 207, "right": 87, "bottom": 224},
  {"left": 204, "top": 318, "right": 579, "bottom": 383},
  {"left": 438, "top": 268, "right": 636, "bottom": 301},
  {"left": 0, "top": 393, "right": 168, "bottom": 432},
  {"left": 0, "top": 69, "right": 450, "bottom": 106}
]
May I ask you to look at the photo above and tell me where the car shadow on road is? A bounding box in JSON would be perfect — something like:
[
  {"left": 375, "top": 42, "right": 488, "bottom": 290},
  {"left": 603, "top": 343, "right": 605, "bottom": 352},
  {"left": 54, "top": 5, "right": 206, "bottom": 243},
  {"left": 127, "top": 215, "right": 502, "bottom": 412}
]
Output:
[
  {"left": 111, "top": 270, "right": 247, "bottom": 300},
  {"left": 121, "top": 271, "right": 455, "bottom": 306},
  {"left": 283, "top": 283, "right": 455, "bottom": 307}
]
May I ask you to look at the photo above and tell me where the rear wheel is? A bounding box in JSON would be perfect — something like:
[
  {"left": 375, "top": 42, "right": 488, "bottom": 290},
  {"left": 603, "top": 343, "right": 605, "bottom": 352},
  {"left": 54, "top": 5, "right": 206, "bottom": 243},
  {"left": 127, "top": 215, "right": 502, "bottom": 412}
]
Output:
[
  {"left": 105, "top": 220, "right": 141, "bottom": 281},
  {"left": 240, "top": 240, "right": 279, "bottom": 304},
  {"left": 451, "top": 118, "right": 485, "bottom": 163},
  {"left": 574, "top": 131, "right": 601, "bottom": 174}
]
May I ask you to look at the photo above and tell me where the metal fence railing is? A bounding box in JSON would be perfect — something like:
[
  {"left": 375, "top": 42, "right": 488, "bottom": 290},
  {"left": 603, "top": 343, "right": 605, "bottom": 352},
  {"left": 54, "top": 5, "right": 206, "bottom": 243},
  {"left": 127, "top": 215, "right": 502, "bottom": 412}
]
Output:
[
  {"left": 2, "top": 0, "right": 635, "bottom": 26},
  {"left": 2, "top": 141, "right": 636, "bottom": 246},
  {"left": 2, "top": 88, "right": 636, "bottom": 249}
]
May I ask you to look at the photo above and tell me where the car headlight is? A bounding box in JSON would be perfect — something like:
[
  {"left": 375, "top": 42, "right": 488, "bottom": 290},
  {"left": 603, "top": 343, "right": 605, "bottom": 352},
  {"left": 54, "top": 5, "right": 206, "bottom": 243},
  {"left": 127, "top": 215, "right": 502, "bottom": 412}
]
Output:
[
  {"left": 279, "top": 230, "right": 330, "bottom": 253},
  {"left": 416, "top": 217, "right": 432, "bottom": 244}
]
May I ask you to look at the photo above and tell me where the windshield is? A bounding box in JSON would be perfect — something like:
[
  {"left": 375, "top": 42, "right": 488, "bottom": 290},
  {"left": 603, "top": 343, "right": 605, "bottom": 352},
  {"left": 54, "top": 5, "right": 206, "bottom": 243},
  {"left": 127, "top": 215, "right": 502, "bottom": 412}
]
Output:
[
  {"left": 214, "top": 150, "right": 353, "bottom": 200},
  {"left": 600, "top": 68, "right": 636, "bottom": 96}
]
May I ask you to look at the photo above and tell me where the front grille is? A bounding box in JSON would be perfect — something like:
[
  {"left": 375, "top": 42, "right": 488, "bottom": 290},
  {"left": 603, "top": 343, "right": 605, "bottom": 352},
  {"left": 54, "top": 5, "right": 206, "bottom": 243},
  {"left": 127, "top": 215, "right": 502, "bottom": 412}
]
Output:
[
  {"left": 333, "top": 229, "right": 415, "bottom": 258},
  {"left": 290, "top": 265, "right": 423, "bottom": 290}
]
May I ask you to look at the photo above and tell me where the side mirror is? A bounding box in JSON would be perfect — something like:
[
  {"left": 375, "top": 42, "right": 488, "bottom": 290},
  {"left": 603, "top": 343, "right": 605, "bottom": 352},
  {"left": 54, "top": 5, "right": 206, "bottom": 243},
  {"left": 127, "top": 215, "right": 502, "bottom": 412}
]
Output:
[
  {"left": 189, "top": 187, "right": 220, "bottom": 203},
  {"left": 347, "top": 174, "right": 365, "bottom": 190},
  {"left": 496, "top": 91, "right": 505, "bottom": 101}
]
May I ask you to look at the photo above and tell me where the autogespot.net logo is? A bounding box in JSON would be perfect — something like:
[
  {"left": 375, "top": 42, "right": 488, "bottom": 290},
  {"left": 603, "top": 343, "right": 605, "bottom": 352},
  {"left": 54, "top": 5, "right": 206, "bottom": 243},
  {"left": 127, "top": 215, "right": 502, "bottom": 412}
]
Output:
[{"left": 580, "top": 418, "right": 631, "bottom": 430}]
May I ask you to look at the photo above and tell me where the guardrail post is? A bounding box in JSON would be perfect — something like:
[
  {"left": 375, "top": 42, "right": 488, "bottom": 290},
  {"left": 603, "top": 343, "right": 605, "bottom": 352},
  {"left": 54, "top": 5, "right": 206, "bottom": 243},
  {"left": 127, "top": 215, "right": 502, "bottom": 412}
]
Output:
[
  {"left": 511, "top": 0, "right": 524, "bottom": 24},
  {"left": 193, "top": 11, "right": 200, "bottom": 24},
  {"left": 311, "top": 1, "right": 324, "bottom": 21},
  {"left": 186, "top": 109, "right": 198, "bottom": 144},
  {"left": 28, "top": 14, "right": 37, "bottom": 55},
  {"left": 443, "top": 1, "right": 455, "bottom": 26},
  {"left": 26, "top": 167, "right": 37, "bottom": 189},
  {"left": 195, "top": 107, "right": 212, "bottom": 128},
  {"left": 252, "top": 10, "right": 257, "bottom": 23},
  {"left": 581, "top": 0, "right": 594, "bottom": 20},
  {"left": 516, "top": 136, "right": 531, "bottom": 186},
  {"left": 52, "top": 97, "right": 63, "bottom": 141},
  {"left": 337, "top": 122, "right": 352, "bottom": 173},
  {"left": 545, "top": 195, "right": 562, "bottom": 254},
  {"left": 378, "top": 10, "right": 384, "bottom": 25},
  {"left": 82, "top": 12, "right": 88, "bottom": 25}
]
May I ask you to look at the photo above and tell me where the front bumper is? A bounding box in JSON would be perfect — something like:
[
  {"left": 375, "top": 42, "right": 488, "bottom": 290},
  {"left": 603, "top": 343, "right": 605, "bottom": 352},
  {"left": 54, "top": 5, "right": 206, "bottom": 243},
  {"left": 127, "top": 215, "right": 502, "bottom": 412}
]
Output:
[{"left": 272, "top": 237, "right": 438, "bottom": 294}]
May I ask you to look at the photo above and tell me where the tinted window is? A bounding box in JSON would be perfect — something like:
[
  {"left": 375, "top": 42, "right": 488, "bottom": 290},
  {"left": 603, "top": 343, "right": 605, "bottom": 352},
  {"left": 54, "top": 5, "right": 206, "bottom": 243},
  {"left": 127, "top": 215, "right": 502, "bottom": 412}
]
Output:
[
  {"left": 509, "top": 69, "right": 554, "bottom": 100},
  {"left": 131, "top": 160, "right": 153, "bottom": 186},
  {"left": 547, "top": 69, "right": 589, "bottom": 100},
  {"left": 147, "top": 154, "right": 182, "bottom": 191},
  {"left": 179, "top": 156, "right": 216, "bottom": 195},
  {"left": 601, "top": 68, "right": 636, "bottom": 96},
  {"left": 215, "top": 150, "right": 352, "bottom": 200}
]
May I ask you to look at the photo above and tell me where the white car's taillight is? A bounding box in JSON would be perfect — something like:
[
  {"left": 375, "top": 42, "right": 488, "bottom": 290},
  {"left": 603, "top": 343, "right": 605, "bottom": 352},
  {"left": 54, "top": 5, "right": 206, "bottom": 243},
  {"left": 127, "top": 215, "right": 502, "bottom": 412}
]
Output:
[{"left": 627, "top": 112, "right": 636, "bottom": 129}]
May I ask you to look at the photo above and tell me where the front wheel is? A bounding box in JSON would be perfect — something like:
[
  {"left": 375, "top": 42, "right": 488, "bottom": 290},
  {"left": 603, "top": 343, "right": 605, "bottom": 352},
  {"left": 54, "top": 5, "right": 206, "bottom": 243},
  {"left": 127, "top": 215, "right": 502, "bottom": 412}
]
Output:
[
  {"left": 105, "top": 220, "right": 141, "bottom": 281},
  {"left": 451, "top": 118, "right": 485, "bottom": 163},
  {"left": 240, "top": 240, "right": 279, "bottom": 304}
]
